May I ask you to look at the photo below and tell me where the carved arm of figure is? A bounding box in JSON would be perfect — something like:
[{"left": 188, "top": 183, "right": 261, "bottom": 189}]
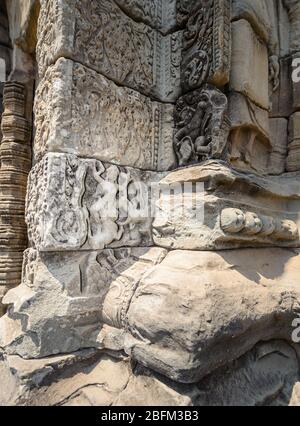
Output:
[{"left": 99, "top": 250, "right": 300, "bottom": 384}]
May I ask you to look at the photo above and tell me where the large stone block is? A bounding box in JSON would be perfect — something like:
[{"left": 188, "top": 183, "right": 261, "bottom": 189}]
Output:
[
  {"left": 1, "top": 246, "right": 300, "bottom": 385},
  {"left": 231, "top": 0, "right": 271, "bottom": 44},
  {"left": 36, "top": 0, "right": 182, "bottom": 102},
  {"left": 230, "top": 19, "right": 269, "bottom": 110},
  {"left": 153, "top": 161, "right": 300, "bottom": 250},
  {"left": 227, "top": 92, "right": 271, "bottom": 174},
  {"left": 26, "top": 153, "right": 164, "bottom": 251},
  {"left": 34, "top": 58, "right": 175, "bottom": 170},
  {"left": 269, "top": 118, "right": 288, "bottom": 175},
  {"left": 0, "top": 247, "right": 167, "bottom": 358}
]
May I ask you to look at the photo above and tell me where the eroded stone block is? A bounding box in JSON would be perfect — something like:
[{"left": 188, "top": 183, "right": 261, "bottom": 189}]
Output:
[
  {"left": 26, "top": 153, "right": 164, "bottom": 251},
  {"left": 227, "top": 92, "right": 271, "bottom": 174},
  {"left": 36, "top": 0, "right": 182, "bottom": 102},
  {"left": 153, "top": 161, "right": 300, "bottom": 250},
  {"left": 230, "top": 19, "right": 269, "bottom": 110},
  {"left": 34, "top": 58, "right": 175, "bottom": 170},
  {"left": 269, "top": 118, "right": 288, "bottom": 175}
]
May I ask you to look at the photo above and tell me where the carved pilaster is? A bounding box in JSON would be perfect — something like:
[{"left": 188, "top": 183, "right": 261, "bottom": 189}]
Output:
[{"left": 0, "top": 82, "right": 31, "bottom": 314}]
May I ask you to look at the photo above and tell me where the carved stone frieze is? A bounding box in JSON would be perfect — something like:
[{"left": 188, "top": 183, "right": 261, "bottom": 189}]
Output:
[
  {"left": 36, "top": 0, "right": 182, "bottom": 102},
  {"left": 0, "top": 82, "right": 31, "bottom": 312},
  {"left": 26, "top": 153, "right": 164, "bottom": 252},
  {"left": 179, "top": 0, "right": 231, "bottom": 92},
  {"left": 152, "top": 161, "right": 300, "bottom": 250},
  {"left": 34, "top": 58, "right": 175, "bottom": 171},
  {"left": 114, "top": 0, "right": 177, "bottom": 34},
  {"left": 174, "top": 85, "right": 230, "bottom": 166}
]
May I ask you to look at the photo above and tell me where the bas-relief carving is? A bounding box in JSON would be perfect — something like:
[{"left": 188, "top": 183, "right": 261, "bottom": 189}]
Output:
[
  {"left": 34, "top": 58, "right": 175, "bottom": 171},
  {"left": 36, "top": 0, "right": 182, "bottom": 102},
  {"left": 179, "top": 0, "right": 231, "bottom": 92},
  {"left": 152, "top": 161, "right": 300, "bottom": 250},
  {"left": 174, "top": 85, "right": 230, "bottom": 167},
  {"left": 26, "top": 153, "right": 164, "bottom": 252},
  {"left": 114, "top": 0, "right": 177, "bottom": 34}
]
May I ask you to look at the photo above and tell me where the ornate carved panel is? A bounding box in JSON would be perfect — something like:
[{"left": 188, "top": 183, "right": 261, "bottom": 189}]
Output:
[
  {"left": 179, "top": 0, "right": 231, "bottom": 92},
  {"left": 34, "top": 58, "right": 175, "bottom": 171},
  {"left": 26, "top": 153, "right": 164, "bottom": 252},
  {"left": 36, "top": 0, "right": 182, "bottom": 102}
]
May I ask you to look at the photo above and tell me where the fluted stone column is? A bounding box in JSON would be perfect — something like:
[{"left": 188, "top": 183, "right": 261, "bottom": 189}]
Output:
[{"left": 0, "top": 82, "right": 31, "bottom": 315}]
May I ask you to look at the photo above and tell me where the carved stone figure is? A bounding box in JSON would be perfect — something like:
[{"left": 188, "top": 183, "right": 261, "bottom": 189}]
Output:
[{"left": 174, "top": 85, "right": 229, "bottom": 166}]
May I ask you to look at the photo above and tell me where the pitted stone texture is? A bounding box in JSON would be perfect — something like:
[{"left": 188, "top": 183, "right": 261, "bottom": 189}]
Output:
[
  {"left": 34, "top": 58, "right": 175, "bottom": 171},
  {"left": 115, "top": 0, "right": 177, "bottom": 34},
  {"left": 36, "top": 0, "right": 182, "bottom": 102},
  {"left": 230, "top": 19, "right": 269, "bottom": 110},
  {"left": 26, "top": 153, "right": 165, "bottom": 251},
  {"left": 153, "top": 161, "right": 300, "bottom": 251}
]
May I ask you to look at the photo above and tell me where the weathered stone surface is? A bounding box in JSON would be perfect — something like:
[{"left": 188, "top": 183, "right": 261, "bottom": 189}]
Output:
[
  {"left": 36, "top": 0, "right": 182, "bottom": 102},
  {"left": 2, "top": 246, "right": 300, "bottom": 386},
  {"left": 34, "top": 58, "right": 175, "bottom": 170},
  {"left": 115, "top": 0, "right": 177, "bottom": 34},
  {"left": 287, "top": 112, "right": 300, "bottom": 172},
  {"left": 122, "top": 248, "right": 300, "bottom": 382},
  {"left": 196, "top": 340, "right": 299, "bottom": 406},
  {"left": 230, "top": 19, "right": 269, "bottom": 110},
  {"left": 227, "top": 92, "right": 271, "bottom": 174},
  {"left": 1, "top": 340, "right": 299, "bottom": 406},
  {"left": 0, "top": 350, "right": 132, "bottom": 406},
  {"left": 174, "top": 85, "right": 230, "bottom": 167},
  {"left": 231, "top": 0, "right": 271, "bottom": 44},
  {"left": 269, "top": 118, "right": 288, "bottom": 175},
  {"left": 153, "top": 161, "right": 300, "bottom": 250},
  {"left": 0, "top": 247, "right": 167, "bottom": 358},
  {"left": 0, "top": 82, "right": 31, "bottom": 314},
  {"left": 283, "top": 0, "right": 300, "bottom": 54},
  {"left": 180, "top": 0, "right": 231, "bottom": 91},
  {"left": 26, "top": 153, "right": 164, "bottom": 251},
  {"left": 270, "top": 56, "right": 293, "bottom": 118}
]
